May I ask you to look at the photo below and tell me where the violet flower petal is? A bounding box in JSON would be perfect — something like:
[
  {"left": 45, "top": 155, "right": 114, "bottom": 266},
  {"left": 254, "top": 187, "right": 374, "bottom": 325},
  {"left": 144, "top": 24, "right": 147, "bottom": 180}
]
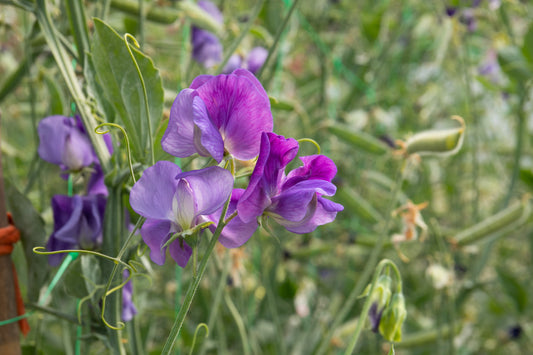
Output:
[
  {"left": 284, "top": 155, "right": 337, "bottom": 190},
  {"left": 122, "top": 270, "right": 138, "bottom": 322},
  {"left": 195, "top": 72, "right": 273, "bottom": 160},
  {"left": 140, "top": 219, "right": 172, "bottom": 266},
  {"left": 246, "top": 47, "right": 268, "bottom": 74},
  {"left": 38, "top": 115, "right": 69, "bottom": 165},
  {"left": 130, "top": 161, "right": 182, "bottom": 221},
  {"left": 176, "top": 166, "right": 234, "bottom": 217},
  {"left": 192, "top": 96, "right": 225, "bottom": 162},
  {"left": 223, "top": 54, "right": 243, "bottom": 74},
  {"left": 209, "top": 189, "right": 258, "bottom": 248},
  {"left": 168, "top": 239, "right": 193, "bottom": 268},
  {"left": 87, "top": 164, "right": 108, "bottom": 196}
]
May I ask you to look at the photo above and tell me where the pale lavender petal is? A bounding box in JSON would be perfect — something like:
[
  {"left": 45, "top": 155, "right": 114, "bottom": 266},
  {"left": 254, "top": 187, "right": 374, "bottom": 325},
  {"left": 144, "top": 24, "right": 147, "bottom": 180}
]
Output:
[
  {"left": 284, "top": 155, "right": 337, "bottom": 190},
  {"left": 168, "top": 239, "right": 193, "bottom": 268},
  {"left": 209, "top": 189, "right": 258, "bottom": 248},
  {"left": 130, "top": 161, "right": 181, "bottom": 221},
  {"left": 177, "top": 166, "right": 233, "bottom": 217},
  {"left": 173, "top": 179, "right": 196, "bottom": 230},
  {"left": 61, "top": 126, "right": 94, "bottom": 170},
  {"left": 192, "top": 96, "right": 224, "bottom": 161},
  {"left": 246, "top": 47, "right": 268, "bottom": 74},
  {"left": 223, "top": 54, "right": 243, "bottom": 74},
  {"left": 191, "top": 28, "right": 222, "bottom": 68},
  {"left": 196, "top": 71, "right": 273, "bottom": 160},
  {"left": 38, "top": 115, "right": 69, "bottom": 165},
  {"left": 276, "top": 196, "right": 343, "bottom": 234},
  {"left": 122, "top": 270, "right": 137, "bottom": 322},
  {"left": 87, "top": 164, "right": 108, "bottom": 196},
  {"left": 198, "top": 0, "right": 223, "bottom": 23},
  {"left": 140, "top": 219, "right": 172, "bottom": 265},
  {"left": 162, "top": 89, "right": 201, "bottom": 158}
]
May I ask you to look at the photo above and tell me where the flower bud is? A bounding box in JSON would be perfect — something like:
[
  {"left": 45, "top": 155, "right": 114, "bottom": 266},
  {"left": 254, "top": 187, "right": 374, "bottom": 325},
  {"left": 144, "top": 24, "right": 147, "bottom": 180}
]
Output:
[
  {"left": 379, "top": 293, "right": 407, "bottom": 342},
  {"left": 363, "top": 275, "right": 392, "bottom": 332}
]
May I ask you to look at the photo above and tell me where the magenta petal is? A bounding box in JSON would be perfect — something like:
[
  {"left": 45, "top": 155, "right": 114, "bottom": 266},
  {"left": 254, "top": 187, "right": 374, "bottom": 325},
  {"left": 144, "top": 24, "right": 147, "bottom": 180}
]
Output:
[
  {"left": 130, "top": 161, "right": 181, "bottom": 220},
  {"left": 192, "top": 96, "right": 224, "bottom": 162},
  {"left": 284, "top": 155, "right": 337, "bottom": 190},
  {"left": 140, "top": 219, "right": 172, "bottom": 265},
  {"left": 278, "top": 196, "right": 343, "bottom": 234},
  {"left": 190, "top": 75, "right": 213, "bottom": 89},
  {"left": 177, "top": 166, "right": 233, "bottom": 217},
  {"left": 210, "top": 189, "right": 258, "bottom": 248},
  {"left": 162, "top": 89, "right": 200, "bottom": 158},
  {"left": 168, "top": 239, "right": 193, "bottom": 268},
  {"left": 196, "top": 72, "right": 273, "bottom": 160}
]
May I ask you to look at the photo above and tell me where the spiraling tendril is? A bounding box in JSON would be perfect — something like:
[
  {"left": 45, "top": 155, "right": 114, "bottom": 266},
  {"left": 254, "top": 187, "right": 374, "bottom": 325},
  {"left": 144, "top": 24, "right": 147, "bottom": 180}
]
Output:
[{"left": 95, "top": 122, "right": 136, "bottom": 184}]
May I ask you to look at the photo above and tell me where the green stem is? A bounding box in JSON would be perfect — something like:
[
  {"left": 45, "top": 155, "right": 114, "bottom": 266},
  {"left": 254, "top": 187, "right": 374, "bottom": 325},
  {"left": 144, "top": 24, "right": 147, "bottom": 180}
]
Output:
[
  {"left": 314, "top": 161, "right": 407, "bottom": 355},
  {"left": 224, "top": 293, "right": 251, "bottom": 355},
  {"left": 257, "top": 0, "right": 301, "bottom": 80},
  {"left": 160, "top": 198, "right": 231, "bottom": 354},
  {"left": 216, "top": 0, "right": 265, "bottom": 75},
  {"left": 35, "top": 0, "right": 111, "bottom": 172},
  {"left": 344, "top": 259, "right": 402, "bottom": 355}
]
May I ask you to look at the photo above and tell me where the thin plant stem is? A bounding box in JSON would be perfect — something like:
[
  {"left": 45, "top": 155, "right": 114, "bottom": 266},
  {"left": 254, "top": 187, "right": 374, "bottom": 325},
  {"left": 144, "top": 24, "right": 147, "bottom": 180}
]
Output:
[
  {"left": 344, "top": 259, "right": 402, "bottom": 355},
  {"left": 315, "top": 160, "right": 407, "bottom": 355},
  {"left": 224, "top": 292, "right": 251, "bottom": 355},
  {"left": 256, "top": 0, "right": 301, "bottom": 80},
  {"left": 216, "top": 0, "right": 265, "bottom": 75},
  {"left": 160, "top": 197, "right": 231, "bottom": 354}
]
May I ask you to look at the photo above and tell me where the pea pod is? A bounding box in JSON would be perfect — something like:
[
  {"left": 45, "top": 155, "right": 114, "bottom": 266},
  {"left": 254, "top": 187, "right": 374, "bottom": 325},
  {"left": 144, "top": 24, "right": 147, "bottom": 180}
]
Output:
[
  {"left": 328, "top": 125, "right": 389, "bottom": 155},
  {"left": 404, "top": 116, "right": 465, "bottom": 156}
]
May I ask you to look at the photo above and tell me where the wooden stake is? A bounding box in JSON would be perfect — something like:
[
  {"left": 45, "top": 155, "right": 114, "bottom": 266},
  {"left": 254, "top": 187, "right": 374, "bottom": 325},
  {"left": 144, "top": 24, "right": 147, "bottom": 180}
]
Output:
[{"left": 0, "top": 119, "right": 21, "bottom": 355}]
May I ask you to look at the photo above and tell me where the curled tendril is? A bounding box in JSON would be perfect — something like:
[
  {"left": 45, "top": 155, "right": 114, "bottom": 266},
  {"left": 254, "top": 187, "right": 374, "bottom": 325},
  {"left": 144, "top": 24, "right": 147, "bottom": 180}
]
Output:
[
  {"left": 124, "top": 33, "right": 155, "bottom": 165},
  {"left": 297, "top": 138, "right": 321, "bottom": 154},
  {"left": 95, "top": 122, "right": 136, "bottom": 184},
  {"left": 189, "top": 323, "right": 209, "bottom": 355}
]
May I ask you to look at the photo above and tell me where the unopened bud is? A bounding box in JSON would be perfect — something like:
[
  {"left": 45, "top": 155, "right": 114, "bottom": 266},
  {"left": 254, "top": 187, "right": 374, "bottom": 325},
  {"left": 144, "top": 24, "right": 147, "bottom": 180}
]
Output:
[
  {"left": 379, "top": 293, "right": 407, "bottom": 342},
  {"left": 363, "top": 275, "right": 392, "bottom": 331}
]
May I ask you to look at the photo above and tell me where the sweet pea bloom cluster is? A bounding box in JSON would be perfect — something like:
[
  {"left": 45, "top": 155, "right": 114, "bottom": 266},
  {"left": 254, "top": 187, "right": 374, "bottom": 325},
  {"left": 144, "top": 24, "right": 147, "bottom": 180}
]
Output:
[{"left": 131, "top": 69, "right": 343, "bottom": 268}]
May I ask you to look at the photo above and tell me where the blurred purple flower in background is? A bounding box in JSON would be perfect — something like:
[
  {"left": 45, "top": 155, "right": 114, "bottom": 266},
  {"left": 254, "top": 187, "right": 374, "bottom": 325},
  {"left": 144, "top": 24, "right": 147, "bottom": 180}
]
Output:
[
  {"left": 191, "top": 1, "right": 223, "bottom": 68},
  {"left": 161, "top": 69, "right": 273, "bottom": 162},
  {"left": 38, "top": 115, "right": 113, "bottom": 195},
  {"left": 223, "top": 47, "right": 268, "bottom": 75},
  {"left": 122, "top": 270, "right": 137, "bottom": 322},
  {"left": 129, "top": 161, "right": 234, "bottom": 267},
  {"left": 46, "top": 194, "right": 107, "bottom": 266},
  {"left": 38, "top": 115, "right": 96, "bottom": 171},
  {"left": 237, "top": 132, "right": 344, "bottom": 233}
]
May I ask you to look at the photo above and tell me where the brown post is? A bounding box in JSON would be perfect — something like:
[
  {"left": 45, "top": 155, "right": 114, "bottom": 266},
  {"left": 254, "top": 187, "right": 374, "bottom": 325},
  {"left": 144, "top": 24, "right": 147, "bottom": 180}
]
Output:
[{"left": 0, "top": 120, "right": 21, "bottom": 354}]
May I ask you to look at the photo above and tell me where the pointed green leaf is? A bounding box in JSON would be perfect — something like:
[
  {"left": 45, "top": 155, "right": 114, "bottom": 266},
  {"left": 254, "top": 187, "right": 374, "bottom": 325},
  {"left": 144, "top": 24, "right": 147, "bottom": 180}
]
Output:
[
  {"left": 90, "top": 18, "right": 163, "bottom": 163},
  {"left": 496, "top": 267, "right": 528, "bottom": 313},
  {"left": 4, "top": 180, "right": 49, "bottom": 302}
]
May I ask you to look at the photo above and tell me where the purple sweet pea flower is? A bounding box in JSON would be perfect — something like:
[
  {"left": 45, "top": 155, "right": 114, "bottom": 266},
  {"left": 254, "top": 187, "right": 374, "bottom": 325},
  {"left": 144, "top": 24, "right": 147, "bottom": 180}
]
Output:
[
  {"left": 237, "top": 132, "right": 343, "bottom": 234},
  {"left": 246, "top": 47, "right": 268, "bottom": 74},
  {"left": 122, "top": 270, "right": 138, "bottom": 322},
  {"left": 46, "top": 194, "right": 107, "bottom": 266},
  {"left": 161, "top": 69, "right": 273, "bottom": 162},
  {"left": 207, "top": 188, "right": 259, "bottom": 248},
  {"left": 191, "top": 1, "right": 223, "bottom": 68},
  {"left": 129, "top": 161, "right": 234, "bottom": 267},
  {"left": 222, "top": 54, "right": 243, "bottom": 74},
  {"left": 38, "top": 115, "right": 96, "bottom": 171}
]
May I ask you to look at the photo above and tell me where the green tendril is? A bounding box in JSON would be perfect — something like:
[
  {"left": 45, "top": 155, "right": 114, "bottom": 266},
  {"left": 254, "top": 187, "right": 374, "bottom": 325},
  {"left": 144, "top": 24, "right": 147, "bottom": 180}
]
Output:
[
  {"left": 189, "top": 323, "right": 209, "bottom": 355},
  {"left": 124, "top": 33, "right": 154, "bottom": 165},
  {"left": 297, "top": 138, "right": 321, "bottom": 154},
  {"left": 95, "top": 123, "right": 136, "bottom": 183}
]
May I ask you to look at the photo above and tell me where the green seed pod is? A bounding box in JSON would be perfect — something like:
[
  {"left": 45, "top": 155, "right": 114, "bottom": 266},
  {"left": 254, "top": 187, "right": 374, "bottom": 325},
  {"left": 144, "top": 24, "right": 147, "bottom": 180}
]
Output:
[
  {"left": 328, "top": 125, "right": 389, "bottom": 155},
  {"left": 404, "top": 116, "right": 465, "bottom": 156},
  {"left": 334, "top": 186, "right": 383, "bottom": 224},
  {"left": 453, "top": 196, "right": 531, "bottom": 247},
  {"left": 379, "top": 293, "right": 407, "bottom": 343}
]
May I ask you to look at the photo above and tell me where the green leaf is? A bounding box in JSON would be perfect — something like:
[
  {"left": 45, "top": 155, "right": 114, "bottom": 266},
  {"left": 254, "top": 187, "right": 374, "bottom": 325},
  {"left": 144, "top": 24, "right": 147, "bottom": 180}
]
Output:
[
  {"left": 62, "top": 258, "right": 89, "bottom": 299},
  {"left": 519, "top": 169, "right": 533, "bottom": 190},
  {"left": 42, "top": 71, "right": 66, "bottom": 115},
  {"left": 90, "top": 18, "right": 164, "bottom": 164},
  {"left": 328, "top": 125, "right": 389, "bottom": 155},
  {"left": 80, "top": 254, "right": 102, "bottom": 297},
  {"left": 496, "top": 267, "right": 528, "bottom": 313},
  {"left": 497, "top": 46, "right": 532, "bottom": 85},
  {"left": 521, "top": 23, "right": 533, "bottom": 64},
  {"left": 4, "top": 180, "right": 49, "bottom": 303}
]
